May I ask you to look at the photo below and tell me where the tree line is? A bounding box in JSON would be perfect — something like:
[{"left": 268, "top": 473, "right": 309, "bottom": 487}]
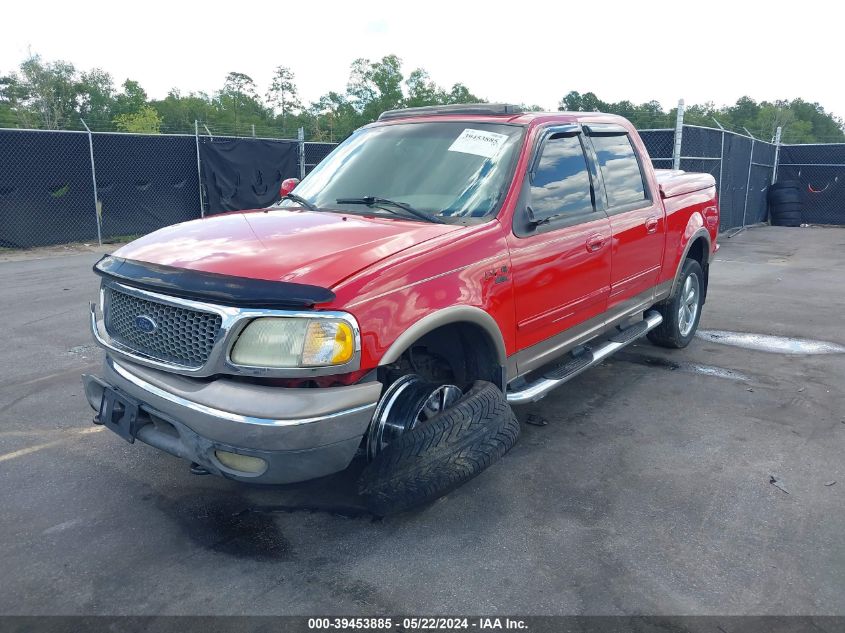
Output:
[
  {"left": 559, "top": 91, "right": 845, "bottom": 143},
  {"left": 1, "top": 53, "right": 842, "bottom": 144}
]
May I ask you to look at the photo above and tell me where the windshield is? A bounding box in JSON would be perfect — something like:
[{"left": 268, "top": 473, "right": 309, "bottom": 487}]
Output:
[{"left": 281, "top": 121, "right": 524, "bottom": 221}]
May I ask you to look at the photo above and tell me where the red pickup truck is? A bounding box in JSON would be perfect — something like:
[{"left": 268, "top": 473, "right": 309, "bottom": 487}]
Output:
[{"left": 83, "top": 104, "right": 718, "bottom": 515}]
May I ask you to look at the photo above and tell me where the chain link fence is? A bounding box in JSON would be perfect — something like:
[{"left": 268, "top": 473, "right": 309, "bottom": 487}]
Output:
[
  {"left": 640, "top": 124, "right": 777, "bottom": 232},
  {"left": 3, "top": 116, "right": 844, "bottom": 248},
  {"left": 0, "top": 125, "right": 339, "bottom": 248},
  {"left": 0, "top": 129, "right": 99, "bottom": 247},
  {"left": 93, "top": 132, "right": 202, "bottom": 241},
  {"left": 638, "top": 129, "right": 675, "bottom": 171},
  {"left": 304, "top": 142, "right": 336, "bottom": 176},
  {"left": 776, "top": 144, "right": 845, "bottom": 225}
]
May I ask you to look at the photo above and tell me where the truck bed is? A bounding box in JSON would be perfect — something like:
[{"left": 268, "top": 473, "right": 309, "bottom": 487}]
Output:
[{"left": 655, "top": 169, "right": 716, "bottom": 198}]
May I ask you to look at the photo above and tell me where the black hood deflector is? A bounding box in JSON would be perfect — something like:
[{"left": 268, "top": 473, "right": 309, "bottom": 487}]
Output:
[{"left": 94, "top": 256, "right": 336, "bottom": 309}]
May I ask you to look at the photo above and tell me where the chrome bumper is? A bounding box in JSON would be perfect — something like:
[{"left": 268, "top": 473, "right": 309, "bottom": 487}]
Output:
[{"left": 82, "top": 357, "right": 381, "bottom": 483}]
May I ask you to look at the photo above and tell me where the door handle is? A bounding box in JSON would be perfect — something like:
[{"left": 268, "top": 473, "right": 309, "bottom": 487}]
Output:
[
  {"left": 586, "top": 234, "right": 606, "bottom": 253},
  {"left": 645, "top": 217, "right": 659, "bottom": 234}
]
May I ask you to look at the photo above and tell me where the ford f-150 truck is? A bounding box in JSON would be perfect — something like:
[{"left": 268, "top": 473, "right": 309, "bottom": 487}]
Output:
[{"left": 83, "top": 104, "right": 718, "bottom": 515}]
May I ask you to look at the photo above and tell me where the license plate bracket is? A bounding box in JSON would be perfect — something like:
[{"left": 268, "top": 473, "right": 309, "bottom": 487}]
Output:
[{"left": 98, "top": 387, "right": 142, "bottom": 443}]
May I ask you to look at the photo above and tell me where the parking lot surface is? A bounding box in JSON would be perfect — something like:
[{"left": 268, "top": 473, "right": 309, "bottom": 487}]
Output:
[{"left": 1, "top": 226, "right": 843, "bottom": 615}]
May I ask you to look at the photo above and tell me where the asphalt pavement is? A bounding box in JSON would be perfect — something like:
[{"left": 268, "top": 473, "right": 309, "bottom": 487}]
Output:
[{"left": 1, "top": 226, "right": 843, "bottom": 615}]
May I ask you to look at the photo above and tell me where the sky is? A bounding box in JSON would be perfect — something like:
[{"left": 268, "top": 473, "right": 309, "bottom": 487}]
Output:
[{"left": 2, "top": 0, "right": 841, "bottom": 120}]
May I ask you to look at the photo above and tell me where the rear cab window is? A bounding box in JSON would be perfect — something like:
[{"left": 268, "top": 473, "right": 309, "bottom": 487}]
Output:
[{"left": 589, "top": 133, "right": 649, "bottom": 210}]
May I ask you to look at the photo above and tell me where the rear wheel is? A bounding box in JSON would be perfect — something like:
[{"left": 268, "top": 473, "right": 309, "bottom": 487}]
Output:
[{"left": 648, "top": 258, "right": 704, "bottom": 348}]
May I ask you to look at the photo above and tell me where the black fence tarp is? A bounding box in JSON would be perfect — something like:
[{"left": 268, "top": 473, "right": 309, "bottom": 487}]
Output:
[
  {"left": 777, "top": 144, "right": 845, "bottom": 225},
  {"left": 749, "top": 140, "right": 776, "bottom": 225},
  {"left": 0, "top": 130, "right": 324, "bottom": 247},
  {"left": 199, "top": 137, "right": 299, "bottom": 213},
  {"left": 0, "top": 130, "right": 98, "bottom": 248},
  {"left": 94, "top": 133, "right": 201, "bottom": 240},
  {"left": 3, "top": 126, "right": 844, "bottom": 247}
]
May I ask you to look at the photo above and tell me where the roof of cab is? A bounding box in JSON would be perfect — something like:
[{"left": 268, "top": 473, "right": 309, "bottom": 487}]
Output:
[{"left": 372, "top": 103, "right": 629, "bottom": 127}]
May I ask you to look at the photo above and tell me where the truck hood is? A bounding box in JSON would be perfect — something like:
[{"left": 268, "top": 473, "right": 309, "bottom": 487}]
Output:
[{"left": 113, "top": 208, "right": 461, "bottom": 290}]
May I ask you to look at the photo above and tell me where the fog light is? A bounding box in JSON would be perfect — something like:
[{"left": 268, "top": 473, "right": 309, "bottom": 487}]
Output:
[{"left": 214, "top": 450, "right": 267, "bottom": 474}]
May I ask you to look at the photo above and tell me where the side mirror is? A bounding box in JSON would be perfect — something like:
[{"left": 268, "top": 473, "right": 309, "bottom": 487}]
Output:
[
  {"left": 280, "top": 177, "right": 300, "bottom": 198},
  {"left": 526, "top": 205, "right": 551, "bottom": 227}
]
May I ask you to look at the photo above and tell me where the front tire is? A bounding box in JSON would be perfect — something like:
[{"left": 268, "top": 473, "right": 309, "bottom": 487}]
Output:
[
  {"left": 359, "top": 380, "right": 519, "bottom": 516},
  {"left": 648, "top": 258, "right": 704, "bottom": 348}
]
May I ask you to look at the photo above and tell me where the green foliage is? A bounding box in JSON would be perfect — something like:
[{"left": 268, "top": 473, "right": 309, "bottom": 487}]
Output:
[
  {"left": 113, "top": 105, "right": 162, "bottom": 134},
  {"left": 5, "top": 55, "right": 82, "bottom": 129},
  {"left": 78, "top": 68, "right": 115, "bottom": 123},
  {"left": 0, "top": 101, "right": 17, "bottom": 127},
  {"left": 405, "top": 69, "right": 442, "bottom": 107},
  {"left": 111, "top": 80, "right": 148, "bottom": 119},
  {"left": 0, "top": 52, "right": 491, "bottom": 140},
  {"left": 559, "top": 90, "right": 845, "bottom": 142},
  {"left": 266, "top": 65, "right": 301, "bottom": 125},
  {"left": 305, "top": 56, "right": 487, "bottom": 140},
  {"left": 1, "top": 52, "right": 843, "bottom": 144},
  {"left": 559, "top": 91, "right": 673, "bottom": 128}
]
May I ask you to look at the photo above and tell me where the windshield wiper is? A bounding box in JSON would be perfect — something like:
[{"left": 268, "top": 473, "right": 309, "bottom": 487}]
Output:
[
  {"left": 282, "top": 193, "right": 319, "bottom": 211},
  {"left": 336, "top": 196, "right": 444, "bottom": 224}
]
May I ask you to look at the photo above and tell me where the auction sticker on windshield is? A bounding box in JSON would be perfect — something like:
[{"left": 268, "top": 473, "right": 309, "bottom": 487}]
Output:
[{"left": 448, "top": 128, "right": 509, "bottom": 159}]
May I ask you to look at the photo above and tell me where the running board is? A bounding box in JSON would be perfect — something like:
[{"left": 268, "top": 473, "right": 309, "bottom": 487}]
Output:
[{"left": 506, "top": 310, "right": 664, "bottom": 405}]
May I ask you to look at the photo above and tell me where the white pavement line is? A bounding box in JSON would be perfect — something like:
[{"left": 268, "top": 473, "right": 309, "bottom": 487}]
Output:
[
  {"left": 0, "top": 440, "right": 63, "bottom": 463},
  {"left": 0, "top": 426, "right": 105, "bottom": 463}
]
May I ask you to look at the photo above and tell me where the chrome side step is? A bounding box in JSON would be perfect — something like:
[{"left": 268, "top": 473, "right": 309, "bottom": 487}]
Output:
[{"left": 506, "top": 310, "right": 664, "bottom": 405}]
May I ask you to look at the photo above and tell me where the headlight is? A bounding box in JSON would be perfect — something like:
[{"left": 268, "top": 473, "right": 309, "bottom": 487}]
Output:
[{"left": 230, "top": 317, "right": 356, "bottom": 368}]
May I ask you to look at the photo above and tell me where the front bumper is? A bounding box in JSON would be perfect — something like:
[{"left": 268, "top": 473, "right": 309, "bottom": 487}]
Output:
[{"left": 82, "top": 356, "right": 381, "bottom": 483}]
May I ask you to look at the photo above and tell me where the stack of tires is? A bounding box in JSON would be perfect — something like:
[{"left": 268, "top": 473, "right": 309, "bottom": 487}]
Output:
[{"left": 767, "top": 180, "right": 803, "bottom": 227}]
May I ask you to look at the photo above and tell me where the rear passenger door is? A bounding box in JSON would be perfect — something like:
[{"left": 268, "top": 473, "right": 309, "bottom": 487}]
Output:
[
  {"left": 584, "top": 125, "right": 665, "bottom": 314},
  {"left": 507, "top": 126, "right": 612, "bottom": 374}
]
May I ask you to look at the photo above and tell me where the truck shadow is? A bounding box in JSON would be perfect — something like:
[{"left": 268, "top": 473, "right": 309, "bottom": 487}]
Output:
[
  {"left": 239, "top": 457, "right": 373, "bottom": 520},
  {"left": 147, "top": 459, "right": 375, "bottom": 561}
]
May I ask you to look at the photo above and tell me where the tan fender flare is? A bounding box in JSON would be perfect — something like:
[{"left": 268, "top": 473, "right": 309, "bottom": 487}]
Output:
[
  {"left": 670, "top": 228, "right": 712, "bottom": 298},
  {"left": 378, "top": 305, "right": 507, "bottom": 367}
]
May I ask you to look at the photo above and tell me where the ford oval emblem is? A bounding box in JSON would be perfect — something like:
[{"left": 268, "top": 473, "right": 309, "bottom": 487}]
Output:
[{"left": 135, "top": 315, "right": 157, "bottom": 334}]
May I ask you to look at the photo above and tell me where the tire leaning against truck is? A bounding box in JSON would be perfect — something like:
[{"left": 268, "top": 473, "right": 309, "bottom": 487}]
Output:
[{"left": 358, "top": 381, "right": 520, "bottom": 516}]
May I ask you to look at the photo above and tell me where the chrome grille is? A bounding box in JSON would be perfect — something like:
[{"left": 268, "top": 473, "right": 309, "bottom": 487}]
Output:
[{"left": 103, "top": 286, "right": 222, "bottom": 368}]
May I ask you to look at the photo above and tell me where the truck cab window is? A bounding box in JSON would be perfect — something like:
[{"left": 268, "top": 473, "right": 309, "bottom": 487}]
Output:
[
  {"left": 590, "top": 134, "right": 647, "bottom": 207},
  {"left": 529, "top": 135, "right": 594, "bottom": 221}
]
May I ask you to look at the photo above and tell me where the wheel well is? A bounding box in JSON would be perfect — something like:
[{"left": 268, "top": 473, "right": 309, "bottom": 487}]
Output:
[
  {"left": 379, "top": 322, "right": 502, "bottom": 391},
  {"left": 685, "top": 236, "right": 710, "bottom": 303},
  {"left": 687, "top": 236, "right": 707, "bottom": 267}
]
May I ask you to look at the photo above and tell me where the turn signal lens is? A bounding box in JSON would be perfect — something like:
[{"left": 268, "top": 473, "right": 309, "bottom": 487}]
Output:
[{"left": 301, "top": 321, "right": 355, "bottom": 366}]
